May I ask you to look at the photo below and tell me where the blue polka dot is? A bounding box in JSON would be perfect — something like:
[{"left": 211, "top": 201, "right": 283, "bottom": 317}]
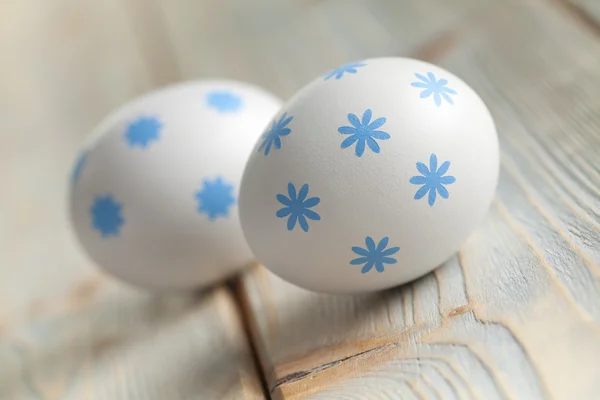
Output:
[
  {"left": 91, "top": 194, "right": 125, "bottom": 237},
  {"left": 206, "top": 90, "right": 243, "bottom": 113},
  {"left": 124, "top": 116, "right": 162, "bottom": 149},
  {"left": 195, "top": 177, "right": 236, "bottom": 221}
]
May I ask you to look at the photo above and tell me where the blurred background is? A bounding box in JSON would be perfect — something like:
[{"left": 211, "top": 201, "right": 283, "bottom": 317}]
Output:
[
  {"left": 3, "top": 1, "right": 442, "bottom": 397},
  {"left": 0, "top": 0, "right": 457, "bottom": 345},
  {"left": 2, "top": 0, "right": 600, "bottom": 398}
]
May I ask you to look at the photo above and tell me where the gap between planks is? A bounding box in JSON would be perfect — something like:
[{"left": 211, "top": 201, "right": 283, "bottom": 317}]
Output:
[
  {"left": 229, "top": 275, "right": 273, "bottom": 400},
  {"left": 115, "top": 1, "right": 600, "bottom": 398},
  {"left": 118, "top": 2, "right": 273, "bottom": 397}
]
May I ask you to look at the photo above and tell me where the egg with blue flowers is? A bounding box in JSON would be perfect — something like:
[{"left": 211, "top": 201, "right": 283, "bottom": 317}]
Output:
[
  {"left": 69, "top": 80, "right": 282, "bottom": 291},
  {"left": 239, "top": 57, "right": 499, "bottom": 294}
]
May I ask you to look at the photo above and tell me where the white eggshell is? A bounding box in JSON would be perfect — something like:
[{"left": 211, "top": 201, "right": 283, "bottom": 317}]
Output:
[
  {"left": 239, "top": 57, "right": 499, "bottom": 294},
  {"left": 70, "top": 80, "right": 282, "bottom": 291}
]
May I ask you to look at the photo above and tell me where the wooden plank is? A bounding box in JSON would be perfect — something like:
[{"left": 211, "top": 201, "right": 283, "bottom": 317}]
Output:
[
  {"left": 155, "top": 0, "right": 487, "bottom": 97},
  {"left": 1, "top": 285, "right": 264, "bottom": 399},
  {"left": 0, "top": 1, "right": 264, "bottom": 398},
  {"left": 0, "top": 0, "right": 152, "bottom": 319},
  {"left": 233, "top": 0, "right": 600, "bottom": 398},
  {"left": 565, "top": 0, "right": 600, "bottom": 29}
]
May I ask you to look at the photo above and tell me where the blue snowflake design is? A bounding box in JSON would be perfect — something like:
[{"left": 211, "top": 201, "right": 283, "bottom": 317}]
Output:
[
  {"left": 195, "top": 177, "right": 236, "bottom": 221},
  {"left": 124, "top": 116, "right": 162, "bottom": 148},
  {"left": 324, "top": 61, "right": 367, "bottom": 80},
  {"left": 91, "top": 194, "right": 125, "bottom": 238},
  {"left": 410, "top": 153, "right": 456, "bottom": 206},
  {"left": 410, "top": 72, "right": 457, "bottom": 106},
  {"left": 338, "top": 109, "right": 390, "bottom": 157},
  {"left": 258, "top": 112, "right": 293, "bottom": 156},
  {"left": 71, "top": 151, "right": 87, "bottom": 184},
  {"left": 350, "top": 236, "right": 400, "bottom": 274},
  {"left": 206, "top": 90, "right": 243, "bottom": 113},
  {"left": 276, "top": 183, "right": 321, "bottom": 232}
]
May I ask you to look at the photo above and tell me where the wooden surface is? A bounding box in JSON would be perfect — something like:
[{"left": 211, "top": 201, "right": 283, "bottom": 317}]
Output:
[
  {"left": 1, "top": 0, "right": 599, "bottom": 399},
  {"left": 0, "top": 1, "right": 261, "bottom": 399},
  {"left": 238, "top": 0, "right": 600, "bottom": 398}
]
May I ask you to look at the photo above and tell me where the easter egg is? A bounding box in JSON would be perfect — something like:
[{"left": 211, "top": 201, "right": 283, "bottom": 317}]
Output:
[
  {"left": 239, "top": 57, "right": 499, "bottom": 294},
  {"left": 70, "top": 80, "right": 282, "bottom": 291}
]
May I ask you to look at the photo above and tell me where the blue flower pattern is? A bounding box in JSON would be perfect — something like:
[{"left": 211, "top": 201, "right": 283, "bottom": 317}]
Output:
[
  {"left": 338, "top": 109, "right": 390, "bottom": 157},
  {"left": 124, "top": 116, "right": 162, "bottom": 148},
  {"left": 350, "top": 237, "right": 400, "bottom": 274},
  {"left": 91, "top": 194, "right": 125, "bottom": 237},
  {"left": 324, "top": 61, "right": 367, "bottom": 80},
  {"left": 195, "top": 177, "right": 236, "bottom": 221},
  {"left": 86, "top": 71, "right": 461, "bottom": 273},
  {"left": 410, "top": 153, "right": 456, "bottom": 206},
  {"left": 259, "top": 113, "right": 293, "bottom": 156},
  {"left": 276, "top": 183, "right": 321, "bottom": 232},
  {"left": 411, "top": 72, "right": 457, "bottom": 106},
  {"left": 206, "top": 90, "right": 243, "bottom": 113}
]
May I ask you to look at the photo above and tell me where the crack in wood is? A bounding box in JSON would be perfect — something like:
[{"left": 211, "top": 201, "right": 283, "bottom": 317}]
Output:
[
  {"left": 273, "top": 343, "right": 393, "bottom": 391},
  {"left": 228, "top": 277, "right": 273, "bottom": 400}
]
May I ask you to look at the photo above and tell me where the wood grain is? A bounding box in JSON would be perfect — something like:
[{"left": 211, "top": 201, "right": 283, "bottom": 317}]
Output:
[
  {"left": 3, "top": 0, "right": 600, "bottom": 398},
  {"left": 155, "top": 0, "right": 492, "bottom": 97},
  {"left": 235, "top": 0, "right": 600, "bottom": 398},
  {"left": 0, "top": 0, "right": 151, "bottom": 322},
  {"left": 0, "top": 285, "right": 264, "bottom": 399},
  {"left": 0, "top": 1, "right": 264, "bottom": 398},
  {"left": 565, "top": 0, "right": 600, "bottom": 30}
]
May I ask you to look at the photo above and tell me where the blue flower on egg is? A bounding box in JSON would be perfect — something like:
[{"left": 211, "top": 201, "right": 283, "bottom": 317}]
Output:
[
  {"left": 410, "top": 72, "right": 457, "bottom": 106},
  {"left": 259, "top": 112, "right": 293, "bottom": 156},
  {"left": 206, "top": 90, "right": 243, "bottom": 113},
  {"left": 276, "top": 183, "right": 321, "bottom": 232},
  {"left": 71, "top": 151, "right": 87, "bottom": 184},
  {"left": 324, "top": 61, "right": 367, "bottom": 80},
  {"left": 124, "top": 116, "right": 162, "bottom": 149},
  {"left": 350, "top": 236, "right": 400, "bottom": 274},
  {"left": 91, "top": 194, "right": 125, "bottom": 238},
  {"left": 410, "top": 153, "right": 456, "bottom": 206},
  {"left": 338, "top": 109, "right": 390, "bottom": 157},
  {"left": 195, "top": 177, "right": 236, "bottom": 221}
]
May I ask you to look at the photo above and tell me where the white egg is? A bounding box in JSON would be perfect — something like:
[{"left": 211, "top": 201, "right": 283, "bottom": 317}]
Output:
[
  {"left": 239, "top": 57, "right": 499, "bottom": 294},
  {"left": 70, "top": 80, "right": 282, "bottom": 291}
]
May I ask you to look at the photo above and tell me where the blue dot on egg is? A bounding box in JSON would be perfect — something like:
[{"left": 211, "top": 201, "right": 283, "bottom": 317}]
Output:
[
  {"left": 276, "top": 183, "right": 321, "bottom": 232},
  {"left": 409, "top": 153, "right": 456, "bottom": 207},
  {"left": 410, "top": 72, "right": 457, "bottom": 106},
  {"left": 206, "top": 90, "right": 243, "bottom": 113},
  {"left": 91, "top": 194, "right": 125, "bottom": 238},
  {"left": 324, "top": 61, "right": 367, "bottom": 81},
  {"left": 338, "top": 109, "right": 390, "bottom": 157},
  {"left": 195, "top": 177, "right": 236, "bottom": 221},
  {"left": 350, "top": 236, "right": 400, "bottom": 274},
  {"left": 258, "top": 112, "right": 293, "bottom": 156},
  {"left": 124, "top": 116, "right": 163, "bottom": 149}
]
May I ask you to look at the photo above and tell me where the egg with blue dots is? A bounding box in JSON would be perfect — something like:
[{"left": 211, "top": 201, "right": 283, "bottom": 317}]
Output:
[
  {"left": 239, "top": 57, "right": 499, "bottom": 294},
  {"left": 69, "top": 80, "right": 282, "bottom": 291}
]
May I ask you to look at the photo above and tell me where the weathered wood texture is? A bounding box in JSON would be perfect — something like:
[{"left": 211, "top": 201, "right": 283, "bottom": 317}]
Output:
[
  {"left": 0, "top": 285, "right": 263, "bottom": 399},
  {"left": 156, "top": 0, "right": 490, "bottom": 97},
  {"left": 234, "top": 0, "right": 600, "bottom": 398},
  {"left": 0, "top": 1, "right": 263, "bottom": 398},
  {"left": 567, "top": 0, "right": 600, "bottom": 26},
  {"left": 3, "top": 0, "right": 600, "bottom": 398}
]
